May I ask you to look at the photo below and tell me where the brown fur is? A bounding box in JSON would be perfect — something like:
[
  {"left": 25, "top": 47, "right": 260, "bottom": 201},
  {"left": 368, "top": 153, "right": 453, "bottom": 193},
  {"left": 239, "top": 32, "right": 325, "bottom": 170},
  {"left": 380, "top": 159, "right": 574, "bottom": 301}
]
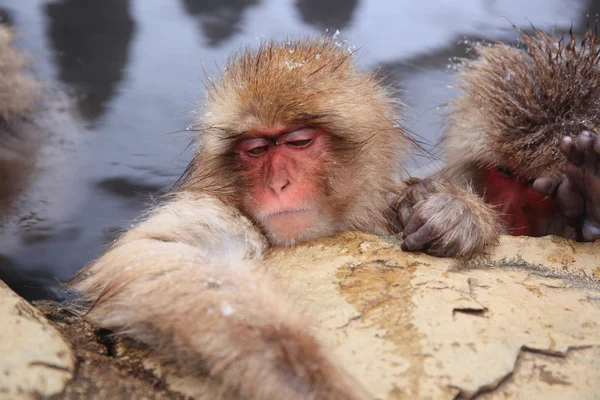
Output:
[
  {"left": 445, "top": 27, "right": 600, "bottom": 180},
  {"left": 180, "top": 39, "right": 407, "bottom": 236},
  {"left": 72, "top": 38, "right": 500, "bottom": 400},
  {"left": 442, "top": 27, "right": 600, "bottom": 238},
  {"left": 394, "top": 178, "right": 501, "bottom": 257}
]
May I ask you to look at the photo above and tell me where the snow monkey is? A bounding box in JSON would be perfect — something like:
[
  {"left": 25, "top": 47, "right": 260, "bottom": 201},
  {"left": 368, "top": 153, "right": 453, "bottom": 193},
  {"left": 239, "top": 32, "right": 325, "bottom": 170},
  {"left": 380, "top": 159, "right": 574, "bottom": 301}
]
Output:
[
  {"left": 443, "top": 27, "right": 600, "bottom": 242},
  {"left": 71, "top": 38, "right": 500, "bottom": 400}
]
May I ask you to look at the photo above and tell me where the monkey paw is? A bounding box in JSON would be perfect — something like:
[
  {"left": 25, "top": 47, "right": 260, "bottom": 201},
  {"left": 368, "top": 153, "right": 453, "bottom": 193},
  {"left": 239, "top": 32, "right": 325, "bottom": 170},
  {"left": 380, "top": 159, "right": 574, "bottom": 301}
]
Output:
[
  {"left": 397, "top": 179, "right": 500, "bottom": 257},
  {"left": 533, "top": 130, "right": 600, "bottom": 241}
]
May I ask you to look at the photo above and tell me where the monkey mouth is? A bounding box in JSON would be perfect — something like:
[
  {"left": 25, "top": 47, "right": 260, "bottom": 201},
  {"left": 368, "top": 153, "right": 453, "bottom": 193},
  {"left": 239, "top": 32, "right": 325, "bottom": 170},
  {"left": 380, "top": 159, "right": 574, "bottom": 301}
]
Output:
[
  {"left": 264, "top": 208, "right": 315, "bottom": 219},
  {"left": 260, "top": 208, "right": 319, "bottom": 242}
]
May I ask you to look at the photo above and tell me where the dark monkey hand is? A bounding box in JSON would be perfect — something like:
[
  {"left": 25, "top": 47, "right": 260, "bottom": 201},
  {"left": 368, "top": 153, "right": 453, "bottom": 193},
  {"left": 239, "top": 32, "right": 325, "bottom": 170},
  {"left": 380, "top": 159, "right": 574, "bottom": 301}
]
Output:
[{"left": 533, "top": 131, "right": 600, "bottom": 241}]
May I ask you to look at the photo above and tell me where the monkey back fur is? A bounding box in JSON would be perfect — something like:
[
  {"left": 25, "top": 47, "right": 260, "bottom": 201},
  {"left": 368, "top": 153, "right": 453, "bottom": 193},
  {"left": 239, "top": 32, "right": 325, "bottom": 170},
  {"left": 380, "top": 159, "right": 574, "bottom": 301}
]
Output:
[{"left": 445, "top": 27, "right": 600, "bottom": 179}]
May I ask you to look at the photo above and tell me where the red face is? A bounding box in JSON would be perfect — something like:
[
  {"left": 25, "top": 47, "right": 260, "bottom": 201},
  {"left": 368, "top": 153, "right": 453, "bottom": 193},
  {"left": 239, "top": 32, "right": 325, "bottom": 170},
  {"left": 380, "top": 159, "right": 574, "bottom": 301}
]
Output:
[
  {"left": 481, "top": 165, "right": 557, "bottom": 236},
  {"left": 234, "top": 127, "right": 332, "bottom": 244}
]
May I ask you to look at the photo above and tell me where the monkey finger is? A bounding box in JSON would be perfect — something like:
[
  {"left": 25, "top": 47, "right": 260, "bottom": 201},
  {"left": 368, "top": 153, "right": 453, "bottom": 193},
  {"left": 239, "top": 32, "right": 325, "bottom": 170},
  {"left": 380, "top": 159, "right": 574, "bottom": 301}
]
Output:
[
  {"left": 401, "top": 210, "right": 428, "bottom": 238},
  {"left": 401, "top": 223, "right": 437, "bottom": 252},
  {"left": 566, "top": 162, "right": 586, "bottom": 192},
  {"left": 532, "top": 177, "right": 561, "bottom": 197},
  {"left": 594, "top": 135, "right": 600, "bottom": 158},
  {"left": 577, "top": 131, "right": 598, "bottom": 172},
  {"left": 593, "top": 133, "right": 600, "bottom": 175},
  {"left": 560, "top": 136, "right": 584, "bottom": 166},
  {"left": 582, "top": 219, "right": 600, "bottom": 242},
  {"left": 585, "top": 173, "right": 600, "bottom": 222},
  {"left": 426, "top": 243, "right": 457, "bottom": 258},
  {"left": 555, "top": 177, "right": 586, "bottom": 219}
]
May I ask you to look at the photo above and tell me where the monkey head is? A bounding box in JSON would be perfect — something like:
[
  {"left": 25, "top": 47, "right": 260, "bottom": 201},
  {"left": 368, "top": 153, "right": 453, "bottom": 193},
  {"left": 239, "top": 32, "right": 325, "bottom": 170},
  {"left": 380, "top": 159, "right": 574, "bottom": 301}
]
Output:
[
  {"left": 443, "top": 27, "right": 600, "bottom": 236},
  {"left": 180, "top": 39, "right": 408, "bottom": 245}
]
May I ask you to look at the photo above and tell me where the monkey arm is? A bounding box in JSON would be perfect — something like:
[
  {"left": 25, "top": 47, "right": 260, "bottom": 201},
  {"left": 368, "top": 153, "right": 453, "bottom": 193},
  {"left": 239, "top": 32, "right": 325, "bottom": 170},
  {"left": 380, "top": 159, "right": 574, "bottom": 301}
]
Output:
[
  {"left": 72, "top": 194, "right": 370, "bottom": 400},
  {"left": 391, "top": 178, "right": 501, "bottom": 257},
  {"left": 533, "top": 131, "right": 600, "bottom": 241}
]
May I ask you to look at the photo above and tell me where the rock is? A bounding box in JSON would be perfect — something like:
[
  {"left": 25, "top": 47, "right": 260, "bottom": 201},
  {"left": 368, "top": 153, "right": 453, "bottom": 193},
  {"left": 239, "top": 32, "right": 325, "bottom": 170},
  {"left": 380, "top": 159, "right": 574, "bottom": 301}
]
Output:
[
  {"left": 0, "top": 281, "right": 74, "bottom": 399},
  {"left": 34, "top": 302, "right": 196, "bottom": 400},
  {"left": 265, "top": 233, "right": 600, "bottom": 399},
  {"left": 3, "top": 233, "right": 598, "bottom": 399}
]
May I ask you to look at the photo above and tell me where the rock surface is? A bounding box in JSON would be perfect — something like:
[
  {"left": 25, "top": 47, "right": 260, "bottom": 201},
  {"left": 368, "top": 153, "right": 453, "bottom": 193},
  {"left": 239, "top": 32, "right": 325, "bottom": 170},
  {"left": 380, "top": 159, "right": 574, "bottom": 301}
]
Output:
[
  {"left": 1, "top": 233, "right": 599, "bottom": 399},
  {"left": 0, "top": 281, "right": 73, "bottom": 399},
  {"left": 266, "top": 233, "right": 600, "bottom": 399}
]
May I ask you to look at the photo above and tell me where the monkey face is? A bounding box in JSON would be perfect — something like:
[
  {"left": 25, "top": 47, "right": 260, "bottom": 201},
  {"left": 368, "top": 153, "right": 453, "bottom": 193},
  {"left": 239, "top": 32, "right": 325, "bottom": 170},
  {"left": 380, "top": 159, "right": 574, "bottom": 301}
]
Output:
[
  {"left": 181, "top": 39, "right": 406, "bottom": 243},
  {"left": 480, "top": 165, "right": 556, "bottom": 236},
  {"left": 234, "top": 126, "right": 337, "bottom": 245}
]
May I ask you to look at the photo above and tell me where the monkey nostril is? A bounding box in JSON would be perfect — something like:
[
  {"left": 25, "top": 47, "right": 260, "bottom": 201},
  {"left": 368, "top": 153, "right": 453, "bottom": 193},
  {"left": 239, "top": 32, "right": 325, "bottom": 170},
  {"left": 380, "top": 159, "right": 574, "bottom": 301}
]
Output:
[{"left": 269, "top": 179, "right": 291, "bottom": 194}]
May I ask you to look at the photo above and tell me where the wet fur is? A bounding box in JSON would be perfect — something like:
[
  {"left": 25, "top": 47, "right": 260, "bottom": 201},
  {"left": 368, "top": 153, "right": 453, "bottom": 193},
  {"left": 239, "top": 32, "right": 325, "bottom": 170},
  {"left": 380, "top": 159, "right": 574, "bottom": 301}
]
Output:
[{"left": 72, "top": 38, "right": 500, "bottom": 400}]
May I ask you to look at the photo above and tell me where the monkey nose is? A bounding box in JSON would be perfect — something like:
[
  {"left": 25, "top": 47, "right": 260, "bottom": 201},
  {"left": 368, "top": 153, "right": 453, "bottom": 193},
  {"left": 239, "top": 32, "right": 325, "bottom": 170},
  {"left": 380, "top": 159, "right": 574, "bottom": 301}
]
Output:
[{"left": 268, "top": 178, "right": 291, "bottom": 194}]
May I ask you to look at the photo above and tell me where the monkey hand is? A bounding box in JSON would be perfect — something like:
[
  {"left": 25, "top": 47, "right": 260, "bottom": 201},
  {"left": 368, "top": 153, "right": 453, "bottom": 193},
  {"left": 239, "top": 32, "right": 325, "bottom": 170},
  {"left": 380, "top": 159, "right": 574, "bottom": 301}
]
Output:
[
  {"left": 533, "top": 130, "right": 600, "bottom": 241},
  {"left": 395, "top": 178, "right": 500, "bottom": 257}
]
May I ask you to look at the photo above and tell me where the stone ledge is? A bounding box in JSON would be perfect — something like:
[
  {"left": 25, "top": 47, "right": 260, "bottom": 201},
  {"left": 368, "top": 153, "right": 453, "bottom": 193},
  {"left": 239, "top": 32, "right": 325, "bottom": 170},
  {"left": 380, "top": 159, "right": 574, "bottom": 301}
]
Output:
[{"left": 1, "top": 233, "right": 599, "bottom": 399}]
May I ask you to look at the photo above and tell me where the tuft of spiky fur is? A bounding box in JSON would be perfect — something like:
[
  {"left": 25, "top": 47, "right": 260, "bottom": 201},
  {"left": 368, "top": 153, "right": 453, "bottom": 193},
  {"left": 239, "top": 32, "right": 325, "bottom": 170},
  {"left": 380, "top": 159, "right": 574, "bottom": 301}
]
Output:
[
  {"left": 444, "top": 26, "right": 600, "bottom": 179},
  {"left": 179, "top": 38, "right": 408, "bottom": 237}
]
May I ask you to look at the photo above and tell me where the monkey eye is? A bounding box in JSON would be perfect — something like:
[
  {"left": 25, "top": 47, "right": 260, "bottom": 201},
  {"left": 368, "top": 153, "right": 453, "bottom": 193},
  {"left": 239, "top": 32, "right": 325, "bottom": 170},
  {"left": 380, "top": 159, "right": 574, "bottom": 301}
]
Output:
[
  {"left": 496, "top": 165, "right": 513, "bottom": 177},
  {"left": 247, "top": 146, "right": 269, "bottom": 156},
  {"left": 237, "top": 138, "right": 270, "bottom": 157},
  {"left": 281, "top": 128, "right": 318, "bottom": 148},
  {"left": 287, "top": 139, "right": 313, "bottom": 147}
]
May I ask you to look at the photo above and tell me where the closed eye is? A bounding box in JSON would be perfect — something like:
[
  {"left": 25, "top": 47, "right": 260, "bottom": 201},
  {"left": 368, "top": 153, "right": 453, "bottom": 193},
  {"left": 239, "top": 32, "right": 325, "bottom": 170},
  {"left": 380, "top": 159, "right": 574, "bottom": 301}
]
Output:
[
  {"left": 281, "top": 128, "right": 318, "bottom": 148},
  {"left": 235, "top": 137, "right": 270, "bottom": 157},
  {"left": 286, "top": 139, "right": 313, "bottom": 147},
  {"left": 496, "top": 165, "right": 513, "bottom": 177},
  {"left": 247, "top": 146, "right": 269, "bottom": 156}
]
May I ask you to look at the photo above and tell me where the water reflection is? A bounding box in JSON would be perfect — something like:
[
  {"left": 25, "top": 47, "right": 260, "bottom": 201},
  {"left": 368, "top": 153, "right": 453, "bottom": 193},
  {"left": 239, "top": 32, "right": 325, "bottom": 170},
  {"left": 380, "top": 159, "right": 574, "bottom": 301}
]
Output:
[
  {"left": 182, "top": 0, "right": 259, "bottom": 46},
  {"left": 0, "top": 0, "right": 593, "bottom": 301},
  {"left": 45, "top": 0, "right": 135, "bottom": 121},
  {"left": 296, "top": 0, "right": 359, "bottom": 30},
  {"left": 0, "top": 255, "right": 60, "bottom": 300},
  {"left": 0, "top": 7, "right": 12, "bottom": 25}
]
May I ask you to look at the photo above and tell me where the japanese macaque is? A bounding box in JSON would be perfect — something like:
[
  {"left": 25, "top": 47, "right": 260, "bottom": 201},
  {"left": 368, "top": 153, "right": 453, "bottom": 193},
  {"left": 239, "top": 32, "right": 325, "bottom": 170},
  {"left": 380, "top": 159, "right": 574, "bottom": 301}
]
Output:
[
  {"left": 0, "top": 25, "right": 40, "bottom": 215},
  {"left": 71, "top": 38, "right": 500, "bottom": 400},
  {"left": 443, "top": 27, "right": 600, "bottom": 241}
]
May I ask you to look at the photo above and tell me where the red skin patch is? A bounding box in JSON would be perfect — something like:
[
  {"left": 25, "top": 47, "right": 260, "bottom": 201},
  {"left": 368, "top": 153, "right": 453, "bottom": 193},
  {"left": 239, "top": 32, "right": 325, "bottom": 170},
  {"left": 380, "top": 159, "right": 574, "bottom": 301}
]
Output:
[
  {"left": 235, "top": 127, "right": 327, "bottom": 241},
  {"left": 482, "top": 166, "right": 557, "bottom": 236}
]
